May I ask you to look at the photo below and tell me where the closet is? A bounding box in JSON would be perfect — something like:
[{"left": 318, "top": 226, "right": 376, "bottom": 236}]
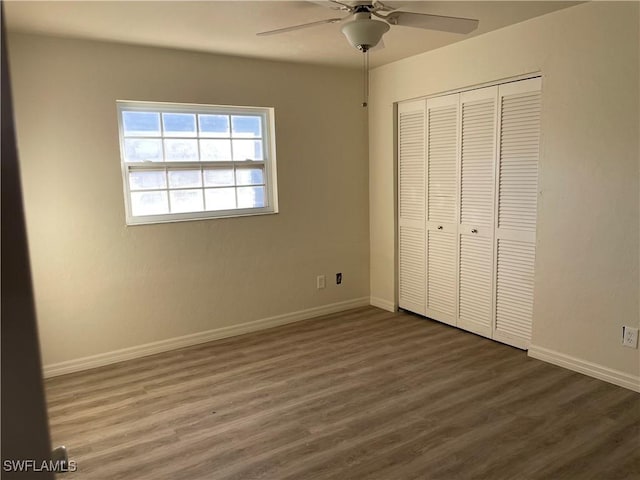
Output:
[{"left": 398, "top": 77, "right": 541, "bottom": 349}]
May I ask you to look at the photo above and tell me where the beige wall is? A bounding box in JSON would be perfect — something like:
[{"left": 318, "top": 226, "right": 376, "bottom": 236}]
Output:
[
  {"left": 369, "top": 2, "right": 639, "bottom": 377},
  {"left": 8, "top": 34, "right": 369, "bottom": 366}
]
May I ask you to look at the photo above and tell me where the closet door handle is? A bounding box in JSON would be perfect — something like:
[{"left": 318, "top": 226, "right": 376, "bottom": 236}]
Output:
[
  {"left": 471, "top": 229, "right": 478, "bottom": 234},
  {"left": 437, "top": 225, "right": 443, "bottom": 230}
]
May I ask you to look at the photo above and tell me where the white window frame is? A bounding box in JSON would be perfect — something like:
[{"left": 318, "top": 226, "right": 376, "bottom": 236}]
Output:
[{"left": 117, "top": 100, "right": 278, "bottom": 225}]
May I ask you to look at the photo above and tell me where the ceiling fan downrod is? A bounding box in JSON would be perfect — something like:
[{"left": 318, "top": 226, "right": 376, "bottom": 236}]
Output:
[{"left": 362, "top": 49, "right": 369, "bottom": 107}]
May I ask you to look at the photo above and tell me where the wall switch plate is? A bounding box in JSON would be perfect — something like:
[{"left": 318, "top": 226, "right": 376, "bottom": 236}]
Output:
[
  {"left": 317, "top": 275, "right": 326, "bottom": 289},
  {"left": 336, "top": 273, "right": 342, "bottom": 285},
  {"left": 622, "top": 326, "right": 639, "bottom": 348}
]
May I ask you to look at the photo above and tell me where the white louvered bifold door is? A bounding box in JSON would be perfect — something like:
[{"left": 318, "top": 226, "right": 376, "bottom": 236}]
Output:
[
  {"left": 457, "top": 87, "right": 498, "bottom": 338},
  {"left": 493, "top": 77, "right": 542, "bottom": 349},
  {"left": 425, "top": 94, "right": 460, "bottom": 325},
  {"left": 398, "top": 100, "right": 426, "bottom": 315}
]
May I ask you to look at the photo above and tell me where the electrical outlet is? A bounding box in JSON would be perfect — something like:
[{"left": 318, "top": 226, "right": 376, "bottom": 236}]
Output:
[
  {"left": 336, "top": 273, "right": 342, "bottom": 285},
  {"left": 316, "top": 275, "right": 325, "bottom": 290},
  {"left": 622, "top": 326, "right": 639, "bottom": 348}
]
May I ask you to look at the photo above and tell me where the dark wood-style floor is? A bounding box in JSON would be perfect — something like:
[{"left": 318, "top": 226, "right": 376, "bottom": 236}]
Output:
[{"left": 45, "top": 307, "right": 640, "bottom": 479}]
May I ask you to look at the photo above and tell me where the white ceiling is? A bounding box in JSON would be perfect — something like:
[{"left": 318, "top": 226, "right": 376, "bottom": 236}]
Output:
[{"left": 4, "top": 1, "right": 581, "bottom": 68}]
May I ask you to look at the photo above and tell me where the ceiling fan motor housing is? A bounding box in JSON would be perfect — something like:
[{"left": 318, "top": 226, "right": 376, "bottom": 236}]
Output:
[{"left": 341, "top": 11, "right": 390, "bottom": 52}]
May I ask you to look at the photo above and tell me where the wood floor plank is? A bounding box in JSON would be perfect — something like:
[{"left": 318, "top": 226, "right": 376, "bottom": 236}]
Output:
[{"left": 44, "top": 306, "right": 640, "bottom": 479}]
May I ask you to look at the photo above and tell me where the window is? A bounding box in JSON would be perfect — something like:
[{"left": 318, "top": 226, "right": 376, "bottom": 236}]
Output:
[{"left": 117, "top": 101, "right": 278, "bottom": 225}]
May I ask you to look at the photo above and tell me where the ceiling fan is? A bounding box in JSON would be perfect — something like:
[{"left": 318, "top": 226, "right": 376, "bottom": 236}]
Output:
[{"left": 257, "top": 0, "right": 479, "bottom": 53}]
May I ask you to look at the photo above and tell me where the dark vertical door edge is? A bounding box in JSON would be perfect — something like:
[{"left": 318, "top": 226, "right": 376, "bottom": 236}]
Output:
[{"left": 1, "top": 6, "right": 55, "bottom": 479}]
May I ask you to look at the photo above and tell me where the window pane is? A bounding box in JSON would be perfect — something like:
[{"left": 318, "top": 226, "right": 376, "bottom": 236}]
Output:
[
  {"left": 236, "top": 167, "right": 264, "bottom": 186},
  {"left": 122, "top": 111, "right": 160, "bottom": 137},
  {"left": 124, "top": 139, "right": 163, "bottom": 162},
  {"left": 199, "top": 115, "right": 230, "bottom": 137},
  {"left": 170, "top": 189, "right": 203, "bottom": 213},
  {"left": 164, "top": 139, "right": 198, "bottom": 161},
  {"left": 200, "top": 139, "right": 232, "bottom": 161},
  {"left": 231, "top": 116, "right": 262, "bottom": 138},
  {"left": 163, "top": 113, "right": 196, "bottom": 137},
  {"left": 237, "top": 186, "right": 265, "bottom": 209},
  {"left": 204, "top": 168, "right": 234, "bottom": 187},
  {"left": 129, "top": 170, "right": 166, "bottom": 190},
  {"left": 232, "top": 140, "right": 263, "bottom": 161},
  {"left": 205, "top": 188, "right": 236, "bottom": 211},
  {"left": 168, "top": 169, "right": 202, "bottom": 188},
  {"left": 131, "top": 191, "right": 169, "bottom": 216}
]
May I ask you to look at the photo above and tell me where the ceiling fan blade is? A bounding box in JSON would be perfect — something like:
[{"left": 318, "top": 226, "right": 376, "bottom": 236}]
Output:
[
  {"left": 382, "top": 11, "right": 479, "bottom": 34},
  {"left": 305, "top": 1, "right": 352, "bottom": 11},
  {"left": 372, "top": 1, "right": 396, "bottom": 13},
  {"left": 328, "top": 0, "right": 355, "bottom": 10},
  {"left": 257, "top": 17, "right": 344, "bottom": 37}
]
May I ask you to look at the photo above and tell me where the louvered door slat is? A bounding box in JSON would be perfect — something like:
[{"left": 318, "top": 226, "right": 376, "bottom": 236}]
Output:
[
  {"left": 495, "top": 239, "right": 535, "bottom": 339},
  {"left": 493, "top": 78, "right": 541, "bottom": 349},
  {"left": 427, "top": 230, "right": 456, "bottom": 318},
  {"left": 427, "top": 104, "right": 458, "bottom": 224},
  {"left": 399, "top": 109, "right": 426, "bottom": 222},
  {"left": 399, "top": 226, "right": 425, "bottom": 313},
  {"left": 425, "top": 94, "right": 459, "bottom": 325},
  {"left": 461, "top": 97, "right": 496, "bottom": 226},
  {"left": 458, "top": 234, "right": 493, "bottom": 335},
  {"left": 498, "top": 90, "right": 541, "bottom": 232},
  {"left": 398, "top": 100, "right": 426, "bottom": 315},
  {"left": 457, "top": 87, "right": 497, "bottom": 337}
]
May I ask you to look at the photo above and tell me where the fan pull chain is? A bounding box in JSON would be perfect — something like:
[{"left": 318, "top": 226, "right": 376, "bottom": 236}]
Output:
[{"left": 362, "top": 50, "right": 369, "bottom": 107}]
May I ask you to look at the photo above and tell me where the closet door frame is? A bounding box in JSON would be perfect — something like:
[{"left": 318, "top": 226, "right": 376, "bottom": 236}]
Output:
[{"left": 395, "top": 73, "right": 541, "bottom": 351}]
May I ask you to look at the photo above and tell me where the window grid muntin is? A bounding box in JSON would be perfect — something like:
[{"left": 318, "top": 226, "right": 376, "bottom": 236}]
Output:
[
  {"left": 118, "top": 101, "right": 275, "bottom": 224},
  {"left": 126, "top": 164, "right": 267, "bottom": 215}
]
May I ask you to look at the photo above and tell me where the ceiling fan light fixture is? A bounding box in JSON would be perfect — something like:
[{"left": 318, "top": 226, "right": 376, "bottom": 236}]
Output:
[{"left": 341, "top": 14, "right": 390, "bottom": 52}]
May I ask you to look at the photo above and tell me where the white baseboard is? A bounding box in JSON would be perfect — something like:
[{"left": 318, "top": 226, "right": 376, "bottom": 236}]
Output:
[
  {"left": 369, "top": 296, "right": 396, "bottom": 312},
  {"left": 528, "top": 344, "right": 640, "bottom": 393},
  {"left": 43, "top": 297, "right": 370, "bottom": 378}
]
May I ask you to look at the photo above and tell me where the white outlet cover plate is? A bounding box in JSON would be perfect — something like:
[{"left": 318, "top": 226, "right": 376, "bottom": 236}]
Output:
[{"left": 622, "top": 326, "right": 639, "bottom": 348}]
